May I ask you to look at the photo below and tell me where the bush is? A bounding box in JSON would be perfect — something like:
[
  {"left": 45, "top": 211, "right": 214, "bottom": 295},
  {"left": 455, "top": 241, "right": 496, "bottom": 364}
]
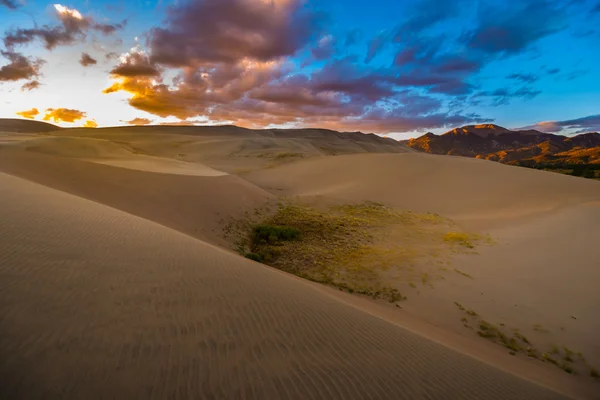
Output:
[
  {"left": 252, "top": 225, "right": 300, "bottom": 245},
  {"left": 245, "top": 252, "right": 264, "bottom": 262}
]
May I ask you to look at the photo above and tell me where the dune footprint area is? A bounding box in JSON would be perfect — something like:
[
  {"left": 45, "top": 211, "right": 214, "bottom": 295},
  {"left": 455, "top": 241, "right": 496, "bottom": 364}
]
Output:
[{"left": 1, "top": 119, "right": 599, "bottom": 400}]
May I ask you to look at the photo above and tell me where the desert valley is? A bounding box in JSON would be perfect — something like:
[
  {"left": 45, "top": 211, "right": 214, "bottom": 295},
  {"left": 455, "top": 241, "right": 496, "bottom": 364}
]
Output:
[
  {"left": 2, "top": 0, "right": 600, "bottom": 398},
  {"left": 1, "top": 118, "right": 599, "bottom": 399}
]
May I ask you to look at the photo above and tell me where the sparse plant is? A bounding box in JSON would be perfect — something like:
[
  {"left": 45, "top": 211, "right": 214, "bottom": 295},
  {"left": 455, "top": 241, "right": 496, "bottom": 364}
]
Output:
[
  {"left": 453, "top": 268, "right": 473, "bottom": 279},
  {"left": 466, "top": 309, "right": 478, "bottom": 317},
  {"left": 561, "top": 363, "right": 574, "bottom": 374},
  {"left": 542, "top": 353, "right": 558, "bottom": 365},
  {"left": 514, "top": 332, "right": 530, "bottom": 345},
  {"left": 443, "top": 232, "right": 477, "bottom": 248}
]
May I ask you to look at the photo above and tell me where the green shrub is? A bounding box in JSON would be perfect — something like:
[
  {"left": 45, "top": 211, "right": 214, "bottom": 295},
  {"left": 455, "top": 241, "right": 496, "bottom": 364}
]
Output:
[
  {"left": 245, "top": 252, "right": 264, "bottom": 262},
  {"left": 252, "top": 225, "right": 300, "bottom": 245}
]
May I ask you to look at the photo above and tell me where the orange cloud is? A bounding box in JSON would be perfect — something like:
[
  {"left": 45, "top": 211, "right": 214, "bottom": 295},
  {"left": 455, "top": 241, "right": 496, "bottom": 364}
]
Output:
[
  {"left": 83, "top": 119, "right": 98, "bottom": 128},
  {"left": 122, "top": 117, "right": 152, "bottom": 125},
  {"left": 43, "top": 108, "right": 86, "bottom": 123},
  {"left": 16, "top": 107, "right": 39, "bottom": 119}
]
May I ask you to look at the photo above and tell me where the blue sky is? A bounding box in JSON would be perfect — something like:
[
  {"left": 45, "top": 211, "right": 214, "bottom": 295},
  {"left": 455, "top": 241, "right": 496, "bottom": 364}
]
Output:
[{"left": 1, "top": 0, "right": 599, "bottom": 138}]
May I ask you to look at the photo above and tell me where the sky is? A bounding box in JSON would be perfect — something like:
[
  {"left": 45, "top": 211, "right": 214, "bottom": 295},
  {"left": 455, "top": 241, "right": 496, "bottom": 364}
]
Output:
[{"left": 1, "top": 0, "right": 599, "bottom": 139}]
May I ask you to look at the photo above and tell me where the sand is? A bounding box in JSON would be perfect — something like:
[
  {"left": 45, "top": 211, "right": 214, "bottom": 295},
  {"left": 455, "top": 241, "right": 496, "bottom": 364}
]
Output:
[
  {"left": 0, "top": 172, "right": 568, "bottom": 399},
  {"left": 1, "top": 124, "right": 599, "bottom": 399}
]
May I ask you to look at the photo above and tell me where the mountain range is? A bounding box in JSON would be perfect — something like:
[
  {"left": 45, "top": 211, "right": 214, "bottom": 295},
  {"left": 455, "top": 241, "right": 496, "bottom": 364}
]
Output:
[{"left": 403, "top": 125, "right": 600, "bottom": 173}]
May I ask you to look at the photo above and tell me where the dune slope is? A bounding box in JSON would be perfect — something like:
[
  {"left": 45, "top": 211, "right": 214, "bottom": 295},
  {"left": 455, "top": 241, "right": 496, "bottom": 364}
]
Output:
[
  {"left": 244, "top": 152, "right": 600, "bottom": 228},
  {"left": 0, "top": 172, "right": 567, "bottom": 399},
  {"left": 0, "top": 149, "right": 272, "bottom": 246}
]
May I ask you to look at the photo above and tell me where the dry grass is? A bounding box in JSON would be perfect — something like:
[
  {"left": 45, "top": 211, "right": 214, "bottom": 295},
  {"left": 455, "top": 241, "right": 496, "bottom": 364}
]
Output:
[
  {"left": 456, "top": 303, "right": 597, "bottom": 376},
  {"left": 224, "top": 199, "right": 491, "bottom": 303}
]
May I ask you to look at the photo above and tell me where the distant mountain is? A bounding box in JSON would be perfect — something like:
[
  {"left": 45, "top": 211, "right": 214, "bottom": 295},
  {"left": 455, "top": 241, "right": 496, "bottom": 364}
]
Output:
[
  {"left": 403, "top": 124, "right": 600, "bottom": 170},
  {"left": 0, "top": 119, "right": 61, "bottom": 133}
]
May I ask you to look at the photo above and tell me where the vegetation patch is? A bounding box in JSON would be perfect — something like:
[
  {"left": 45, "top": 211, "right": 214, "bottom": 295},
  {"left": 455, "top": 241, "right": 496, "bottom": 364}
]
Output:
[
  {"left": 225, "top": 199, "right": 491, "bottom": 303},
  {"left": 456, "top": 303, "right": 598, "bottom": 376}
]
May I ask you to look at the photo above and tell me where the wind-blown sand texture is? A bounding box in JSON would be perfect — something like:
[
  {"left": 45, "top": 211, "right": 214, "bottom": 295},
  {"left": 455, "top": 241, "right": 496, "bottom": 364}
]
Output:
[
  {"left": 0, "top": 172, "right": 566, "bottom": 399},
  {"left": 1, "top": 121, "right": 599, "bottom": 399}
]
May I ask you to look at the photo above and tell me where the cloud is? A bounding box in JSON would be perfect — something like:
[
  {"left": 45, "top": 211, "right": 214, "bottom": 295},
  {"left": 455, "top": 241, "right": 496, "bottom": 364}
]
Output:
[
  {"left": 159, "top": 120, "right": 201, "bottom": 126},
  {"left": 109, "top": 50, "right": 160, "bottom": 77},
  {"left": 518, "top": 120, "right": 561, "bottom": 133},
  {"left": 83, "top": 119, "right": 98, "bottom": 128},
  {"left": 345, "top": 29, "right": 362, "bottom": 46},
  {"left": 473, "top": 86, "right": 541, "bottom": 106},
  {"left": 103, "top": 0, "right": 490, "bottom": 133},
  {"left": 123, "top": 117, "right": 153, "bottom": 125},
  {"left": 42, "top": 108, "right": 86, "bottom": 123},
  {"left": 21, "top": 80, "right": 40, "bottom": 91},
  {"left": 79, "top": 53, "right": 97, "bottom": 67},
  {"left": 311, "top": 35, "right": 336, "bottom": 60},
  {"left": 148, "top": 0, "right": 324, "bottom": 67},
  {"left": 520, "top": 114, "right": 600, "bottom": 133},
  {"left": 0, "top": 50, "right": 45, "bottom": 81},
  {"left": 365, "top": 31, "right": 389, "bottom": 63},
  {"left": 462, "top": 1, "right": 566, "bottom": 55},
  {"left": 3, "top": 4, "right": 125, "bottom": 51},
  {"left": 16, "top": 107, "right": 39, "bottom": 119},
  {"left": 0, "top": 0, "right": 20, "bottom": 9},
  {"left": 506, "top": 72, "right": 539, "bottom": 84}
]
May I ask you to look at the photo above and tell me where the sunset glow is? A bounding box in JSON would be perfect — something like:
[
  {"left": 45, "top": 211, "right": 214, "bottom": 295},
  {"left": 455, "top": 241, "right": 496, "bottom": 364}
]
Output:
[{"left": 1, "top": 0, "right": 599, "bottom": 137}]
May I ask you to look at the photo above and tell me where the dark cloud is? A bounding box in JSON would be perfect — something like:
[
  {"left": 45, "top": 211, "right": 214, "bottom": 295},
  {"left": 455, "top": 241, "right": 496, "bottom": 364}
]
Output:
[
  {"left": 365, "top": 31, "right": 389, "bottom": 63},
  {"left": 558, "top": 69, "right": 589, "bottom": 81},
  {"left": 462, "top": 1, "right": 566, "bottom": 55},
  {"left": 559, "top": 114, "right": 600, "bottom": 133},
  {"left": 3, "top": 5, "right": 125, "bottom": 51},
  {"left": 21, "top": 80, "right": 40, "bottom": 91},
  {"left": 105, "top": 52, "right": 119, "bottom": 61},
  {"left": 0, "top": 0, "right": 20, "bottom": 9},
  {"left": 546, "top": 68, "right": 560, "bottom": 74},
  {"left": 104, "top": 0, "right": 488, "bottom": 133},
  {"left": 0, "top": 50, "right": 44, "bottom": 82},
  {"left": 43, "top": 108, "right": 87, "bottom": 123},
  {"left": 79, "top": 53, "right": 97, "bottom": 67},
  {"left": 473, "top": 86, "right": 541, "bottom": 106},
  {"left": 326, "top": 109, "right": 487, "bottom": 133},
  {"left": 345, "top": 29, "right": 362, "bottom": 46},
  {"left": 309, "top": 58, "right": 396, "bottom": 100},
  {"left": 506, "top": 72, "right": 539, "bottom": 84},
  {"left": 108, "top": 51, "right": 160, "bottom": 77},
  {"left": 520, "top": 114, "right": 600, "bottom": 134},
  {"left": 148, "top": 0, "right": 324, "bottom": 67}
]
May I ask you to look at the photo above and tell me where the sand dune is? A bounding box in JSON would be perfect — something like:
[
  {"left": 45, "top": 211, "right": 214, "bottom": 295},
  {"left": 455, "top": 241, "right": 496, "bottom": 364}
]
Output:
[
  {"left": 244, "top": 153, "right": 600, "bottom": 229},
  {"left": 0, "top": 118, "right": 61, "bottom": 133},
  {"left": 1, "top": 123, "right": 599, "bottom": 398},
  {"left": 245, "top": 152, "right": 600, "bottom": 372},
  {"left": 0, "top": 172, "right": 568, "bottom": 399},
  {"left": 0, "top": 150, "right": 270, "bottom": 246}
]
